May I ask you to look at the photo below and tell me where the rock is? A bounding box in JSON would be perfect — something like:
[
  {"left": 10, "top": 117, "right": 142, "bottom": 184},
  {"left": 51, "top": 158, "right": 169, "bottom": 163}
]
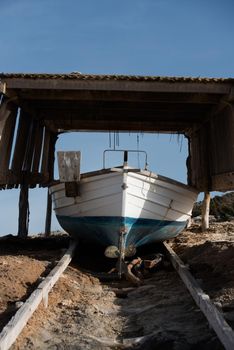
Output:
[
  {"left": 193, "top": 216, "right": 202, "bottom": 223},
  {"left": 224, "top": 311, "right": 234, "bottom": 321},
  {"left": 15, "top": 301, "right": 24, "bottom": 309}
]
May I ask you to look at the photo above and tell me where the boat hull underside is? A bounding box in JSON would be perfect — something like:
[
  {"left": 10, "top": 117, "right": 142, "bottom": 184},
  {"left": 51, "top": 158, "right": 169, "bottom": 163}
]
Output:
[{"left": 56, "top": 215, "right": 186, "bottom": 248}]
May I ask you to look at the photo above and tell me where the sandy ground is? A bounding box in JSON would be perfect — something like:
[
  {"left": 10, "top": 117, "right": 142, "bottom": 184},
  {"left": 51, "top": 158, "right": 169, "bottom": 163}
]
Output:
[
  {"left": 0, "top": 235, "right": 68, "bottom": 331},
  {"left": 12, "top": 266, "right": 223, "bottom": 350},
  {"left": 0, "top": 222, "right": 233, "bottom": 349}
]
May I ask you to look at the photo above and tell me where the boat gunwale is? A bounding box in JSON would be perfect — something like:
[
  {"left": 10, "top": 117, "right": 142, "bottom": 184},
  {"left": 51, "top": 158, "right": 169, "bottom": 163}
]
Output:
[{"left": 50, "top": 166, "right": 199, "bottom": 195}]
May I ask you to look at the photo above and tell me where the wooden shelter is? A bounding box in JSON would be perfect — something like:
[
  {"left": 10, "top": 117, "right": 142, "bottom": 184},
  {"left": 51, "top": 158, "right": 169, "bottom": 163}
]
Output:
[{"left": 0, "top": 73, "right": 234, "bottom": 235}]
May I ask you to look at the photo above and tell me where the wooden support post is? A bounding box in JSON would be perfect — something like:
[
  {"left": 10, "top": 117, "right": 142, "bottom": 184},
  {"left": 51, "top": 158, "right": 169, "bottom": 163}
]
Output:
[
  {"left": 18, "top": 184, "right": 29, "bottom": 238},
  {"left": 44, "top": 132, "right": 57, "bottom": 236},
  {"left": 201, "top": 191, "right": 211, "bottom": 231},
  {"left": 45, "top": 189, "right": 52, "bottom": 237}
]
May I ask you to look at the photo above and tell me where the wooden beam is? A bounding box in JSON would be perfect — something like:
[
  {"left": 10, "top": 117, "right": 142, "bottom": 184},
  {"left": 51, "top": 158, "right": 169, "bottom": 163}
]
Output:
[
  {"left": 2, "top": 77, "right": 231, "bottom": 94},
  {"left": 0, "top": 171, "right": 49, "bottom": 186},
  {"left": 38, "top": 107, "right": 206, "bottom": 123},
  {"left": 16, "top": 90, "right": 223, "bottom": 104},
  {"left": 31, "top": 99, "right": 210, "bottom": 112},
  {"left": 42, "top": 110, "right": 202, "bottom": 123},
  {"left": 29, "top": 101, "right": 212, "bottom": 121},
  {"left": 45, "top": 119, "right": 193, "bottom": 133},
  {"left": 164, "top": 242, "right": 234, "bottom": 350},
  {"left": 0, "top": 241, "right": 77, "bottom": 350}
]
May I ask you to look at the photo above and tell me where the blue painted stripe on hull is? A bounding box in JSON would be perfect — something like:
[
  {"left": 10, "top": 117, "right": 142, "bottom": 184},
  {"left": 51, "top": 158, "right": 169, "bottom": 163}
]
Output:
[{"left": 57, "top": 215, "right": 187, "bottom": 248}]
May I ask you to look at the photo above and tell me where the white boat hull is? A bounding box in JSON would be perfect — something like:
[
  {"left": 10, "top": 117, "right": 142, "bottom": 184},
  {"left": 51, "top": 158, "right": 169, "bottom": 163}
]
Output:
[{"left": 50, "top": 168, "right": 198, "bottom": 249}]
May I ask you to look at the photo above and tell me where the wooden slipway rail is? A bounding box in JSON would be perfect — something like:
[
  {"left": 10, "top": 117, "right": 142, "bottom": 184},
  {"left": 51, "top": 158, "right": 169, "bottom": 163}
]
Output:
[
  {"left": 0, "top": 241, "right": 234, "bottom": 350},
  {"left": 0, "top": 241, "right": 77, "bottom": 350},
  {"left": 164, "top": 242, "right": 234, "bottom": 350}
]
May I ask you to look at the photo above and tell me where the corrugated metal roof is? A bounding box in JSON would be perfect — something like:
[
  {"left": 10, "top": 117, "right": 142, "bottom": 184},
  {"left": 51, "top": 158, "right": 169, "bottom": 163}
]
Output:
[{"left": 0, "top": 72, "right": 234, "bottom": 83}]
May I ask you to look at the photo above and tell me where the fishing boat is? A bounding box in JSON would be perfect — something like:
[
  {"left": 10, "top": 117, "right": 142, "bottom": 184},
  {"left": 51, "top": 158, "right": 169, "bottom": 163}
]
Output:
[{"left": 50, "top": 150, "right": 198, "bottom": 259}]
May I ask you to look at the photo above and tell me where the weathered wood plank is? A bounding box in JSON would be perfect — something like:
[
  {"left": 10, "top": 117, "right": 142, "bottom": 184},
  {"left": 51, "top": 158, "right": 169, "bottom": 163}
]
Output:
[
  {"left": 2, "top": 77, "right": 231, "bottom": 94},
  {"left": 0, "top": 82, "right": 5, "bottom": 94},
  {"left": 17, "top": 90, "right": 223, "bottom": 104},
  {"left": 0, "top": 171, "right": 49, "bottom": 186},
  {"left": 39, "top": 105, "right": 206, "bottom": 122},
  {"left": 40, "top": 128, "right": 50, "bottom": 176},
  {"left": 31, "top": 123, "right": 44, "bottom": 173},
  {"left": 30, "top": 100, "right": 214, "bottom": 114},
  {"left": 164, "top": 242, "right": 234, "bottom": 350},
  {"left": 57, "top": 151, "right": 81, "bottom": 182},
  {"left": 0, "top": 241, "right": 77, "bottom": 350},
  {"left": 0, "top": 107, "right": 17, "bottom": 175},
  {"left": 46, "top": 118, "right": 191, "bottom": 133},
  {"left": 0, "top": 99, "right": 11, "bottom": 124},
  {"left": 47, "top": 132, "right": 57, "bottom": 180},
  {"left": 23, "top": 119, "right": 37, "bottom": 172},
  {"left": 189, "top": 121, "right": 212, "bottom": 191},
  {"left": 0, "top": 101, "right": 13, "bottom": 179},
  {"left": 209, "top": 104, "right": 234, "bottom": 191},
  {"left": 11, "top": 111, "right": 30, "bottom": 175}
]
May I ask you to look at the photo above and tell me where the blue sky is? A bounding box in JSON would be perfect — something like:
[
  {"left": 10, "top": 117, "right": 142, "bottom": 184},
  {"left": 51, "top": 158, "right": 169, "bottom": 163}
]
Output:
[{"left": 0, "top": 0, "right": 233, "bottom": 234}]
